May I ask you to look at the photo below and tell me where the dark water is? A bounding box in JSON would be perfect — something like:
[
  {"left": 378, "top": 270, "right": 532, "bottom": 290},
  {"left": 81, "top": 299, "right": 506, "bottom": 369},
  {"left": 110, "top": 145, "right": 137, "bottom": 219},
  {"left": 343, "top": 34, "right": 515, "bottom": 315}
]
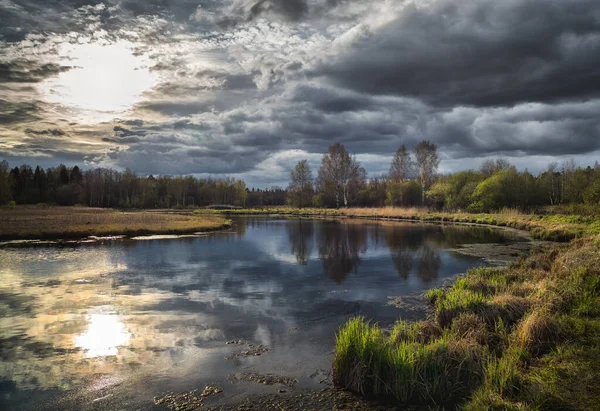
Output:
[{"left": 0, "top": 217, "right": 529, "bottom": 410}]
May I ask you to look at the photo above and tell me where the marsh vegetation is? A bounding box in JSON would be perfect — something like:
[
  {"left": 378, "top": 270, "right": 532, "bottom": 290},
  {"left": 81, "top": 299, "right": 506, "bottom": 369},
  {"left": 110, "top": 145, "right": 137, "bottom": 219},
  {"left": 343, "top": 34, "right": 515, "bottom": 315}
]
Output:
[
  {"left": 0, "top": 206, "right": 230, "bottom": 240},
  {"left": 333, "top": 236, "right": 600, "bottom": 409}
]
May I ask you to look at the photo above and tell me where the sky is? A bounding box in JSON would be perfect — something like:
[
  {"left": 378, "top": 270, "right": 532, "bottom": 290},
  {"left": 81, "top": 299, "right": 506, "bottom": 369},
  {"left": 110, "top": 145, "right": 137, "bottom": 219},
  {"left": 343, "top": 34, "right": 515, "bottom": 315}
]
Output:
[{"left": 1, "top": 0, "right": 600, "bottom": 187}]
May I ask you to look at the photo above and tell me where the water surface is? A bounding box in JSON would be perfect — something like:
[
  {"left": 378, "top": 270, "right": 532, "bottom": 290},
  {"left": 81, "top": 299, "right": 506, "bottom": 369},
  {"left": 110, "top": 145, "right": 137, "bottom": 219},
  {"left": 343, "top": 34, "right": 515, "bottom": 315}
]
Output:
[{"left": 0, "top": 217, "right": 529, "bottom": 410}]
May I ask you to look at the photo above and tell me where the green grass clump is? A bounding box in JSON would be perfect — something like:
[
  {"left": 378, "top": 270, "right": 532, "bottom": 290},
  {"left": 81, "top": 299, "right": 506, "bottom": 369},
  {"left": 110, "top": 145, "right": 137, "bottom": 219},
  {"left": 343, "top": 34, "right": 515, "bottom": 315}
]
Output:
[
  {"left": 334, "top": 317, "right": 485, "bottom": 404},
  {"left": 334, "top": 235, "right": 600, "bottom": 409}
]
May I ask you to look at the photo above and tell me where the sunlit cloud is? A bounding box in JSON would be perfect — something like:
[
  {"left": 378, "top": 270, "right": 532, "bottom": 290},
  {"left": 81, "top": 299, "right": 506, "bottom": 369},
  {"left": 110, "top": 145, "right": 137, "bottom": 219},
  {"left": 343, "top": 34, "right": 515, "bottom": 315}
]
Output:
[{"left": 39, "top": 41, "right": 159, "bottom": 123}]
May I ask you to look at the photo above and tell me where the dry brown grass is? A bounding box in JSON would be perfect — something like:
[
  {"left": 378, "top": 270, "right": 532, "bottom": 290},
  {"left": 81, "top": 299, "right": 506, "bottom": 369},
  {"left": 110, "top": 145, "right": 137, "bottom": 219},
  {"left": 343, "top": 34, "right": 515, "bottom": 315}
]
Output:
[
  {"left": 392, "top": 320, "right": 443, "bottom": 344},
  {"left": 515, "top": 310, "right": 562, "bottom": 355},
  {"left": 451, "top": 313, "right": 490, "bottom": 346},
  {"left": 490, "top": 294, "right": 531, "bottom": 324},
  {"left": 210, "top": 206, "right": 600, "bottom": 241},
  {"left": 0, "top": 206, "right": 231, "bottom": 240}
]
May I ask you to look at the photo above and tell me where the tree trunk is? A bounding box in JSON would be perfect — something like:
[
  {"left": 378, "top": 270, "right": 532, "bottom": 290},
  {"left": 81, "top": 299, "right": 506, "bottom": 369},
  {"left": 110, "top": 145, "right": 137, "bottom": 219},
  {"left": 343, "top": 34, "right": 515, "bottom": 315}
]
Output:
[{"left": 343, "top": 185, "right": 348, "bottom": 207}]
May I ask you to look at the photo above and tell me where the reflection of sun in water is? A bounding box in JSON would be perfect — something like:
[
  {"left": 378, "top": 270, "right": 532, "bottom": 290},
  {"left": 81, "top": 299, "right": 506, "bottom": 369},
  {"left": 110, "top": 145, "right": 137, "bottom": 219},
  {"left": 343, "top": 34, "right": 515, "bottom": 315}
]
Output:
[
  {"left": 75, "top": 312, "right": 131, "bottom": 357},
  {"left": 40, "top": 41, "right": 157, "bottom": 123}
]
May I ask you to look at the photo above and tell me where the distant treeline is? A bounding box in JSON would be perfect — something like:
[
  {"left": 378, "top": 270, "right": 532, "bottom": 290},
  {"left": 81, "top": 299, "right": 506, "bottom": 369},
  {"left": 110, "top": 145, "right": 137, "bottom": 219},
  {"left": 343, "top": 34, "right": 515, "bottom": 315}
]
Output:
[
  {"left": 1, "top": 141, "right": 600, "bottom": 211},
  {"left": 287, "top": 142, "right": 600, "bottom": 212},
  {"left": 0, "top": 160, "right": 283, "bottom": 208}
]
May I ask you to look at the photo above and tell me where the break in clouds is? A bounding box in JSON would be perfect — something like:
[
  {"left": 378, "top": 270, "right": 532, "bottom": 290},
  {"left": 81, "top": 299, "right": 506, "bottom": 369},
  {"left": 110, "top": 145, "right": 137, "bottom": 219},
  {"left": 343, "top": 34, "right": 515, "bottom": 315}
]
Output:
[{"left": 1, "top": 0, "right": 600, "bottom": 186}]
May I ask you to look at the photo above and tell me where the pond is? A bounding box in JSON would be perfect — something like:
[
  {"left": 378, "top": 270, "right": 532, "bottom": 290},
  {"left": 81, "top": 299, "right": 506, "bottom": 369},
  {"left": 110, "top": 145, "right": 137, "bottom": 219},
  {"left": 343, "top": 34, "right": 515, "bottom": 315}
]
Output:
[{"left": 0, "top": 217, "right": 531, "bottom": 410}]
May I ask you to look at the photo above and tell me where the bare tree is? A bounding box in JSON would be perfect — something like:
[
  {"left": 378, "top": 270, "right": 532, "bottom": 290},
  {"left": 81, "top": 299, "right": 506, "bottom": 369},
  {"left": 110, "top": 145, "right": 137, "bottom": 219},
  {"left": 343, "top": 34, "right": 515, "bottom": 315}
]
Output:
[
  {"left": 544, "top": 162, "right": 561, "bottom": 205},
  {"left": 288, "top": 160, "right": 313, "bottom": 207},
  {"left": 389, "top": 145, "right": 414, "bottom": 182},
  {"left": 480, "top": 158, "right": 512, "bottom": 176},
  {"left": 316, "top": 143, "right": 366, "bottom": 208},
  {"left": 414, "top": 140, "right": 440, "bottom": 205}
]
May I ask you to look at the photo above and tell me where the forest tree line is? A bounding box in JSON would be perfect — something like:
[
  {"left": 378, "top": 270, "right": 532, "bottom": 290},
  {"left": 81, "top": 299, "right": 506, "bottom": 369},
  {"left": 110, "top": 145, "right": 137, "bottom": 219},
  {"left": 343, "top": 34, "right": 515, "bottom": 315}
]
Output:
[
  {"left": 2, "top": 140, "right": 600, "bottom": 212},
  {"left": 287, "top": 141, "right": 600, "bottom": 211},
  {"left": 0, "top": 160, "right": 284, "bottom": 208}
]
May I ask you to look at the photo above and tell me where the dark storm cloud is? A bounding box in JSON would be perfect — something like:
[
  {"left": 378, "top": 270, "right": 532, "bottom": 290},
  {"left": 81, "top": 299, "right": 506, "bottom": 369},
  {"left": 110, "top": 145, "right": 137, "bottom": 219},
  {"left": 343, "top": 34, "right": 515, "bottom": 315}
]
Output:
[
  {"left": 422, "top": 103, "right": 600, "bottom": 157},
  {"left": 317, "top": 0, "right": 600, "bottom": 107},
  {"left": 290, "top": 85, "right": 376, "bottom": 113}
]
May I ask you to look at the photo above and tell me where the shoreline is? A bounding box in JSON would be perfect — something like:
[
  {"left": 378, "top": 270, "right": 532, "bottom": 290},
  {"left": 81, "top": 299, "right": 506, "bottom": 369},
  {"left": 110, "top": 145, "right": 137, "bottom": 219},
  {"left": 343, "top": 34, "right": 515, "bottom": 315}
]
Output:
[
  {"left": 197, "top": 206, "right": 600, "bottom": 241},
  {"left": 0, "top": 223, "right": 232, "bottom": 242}
]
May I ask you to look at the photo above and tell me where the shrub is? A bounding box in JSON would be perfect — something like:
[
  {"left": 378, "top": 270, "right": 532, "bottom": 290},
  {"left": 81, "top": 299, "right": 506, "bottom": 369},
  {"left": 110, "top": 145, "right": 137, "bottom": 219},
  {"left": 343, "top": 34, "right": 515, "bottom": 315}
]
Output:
[{"left": 450, "top": 312, "right": 490, "bottom": 346}]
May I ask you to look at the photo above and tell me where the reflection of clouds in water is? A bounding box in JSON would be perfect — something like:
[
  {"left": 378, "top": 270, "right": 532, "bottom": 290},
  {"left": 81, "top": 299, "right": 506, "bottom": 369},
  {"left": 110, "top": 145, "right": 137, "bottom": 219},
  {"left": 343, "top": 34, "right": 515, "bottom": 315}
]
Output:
[{"left": 0, "top": 218, "right": 519, "bottom": 400}]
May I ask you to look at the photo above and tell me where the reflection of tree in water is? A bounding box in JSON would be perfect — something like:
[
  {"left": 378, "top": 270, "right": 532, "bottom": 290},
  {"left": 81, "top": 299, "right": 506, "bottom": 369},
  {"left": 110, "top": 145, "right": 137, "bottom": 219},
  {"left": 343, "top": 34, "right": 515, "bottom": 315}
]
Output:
[
  {"left": 384, "top": 225, "right": 423, "bottom": 279},
  {"left": 285, "top": 219, "right": 315, "bottom": 265},
  {"left": 392, "top": 248, "right": 413, "bottom": 279},
  {"left": 416, "top": 244, "right": 441, "bottom": 282},
  {"left": 318, "top": 222, "right": 368, "bottom": 284},
  {"left": 234, "top": 217, "right": 247, "bottom": 238},
  {"left": 383, "top": 224, "right": 441, "bottom": 281}
]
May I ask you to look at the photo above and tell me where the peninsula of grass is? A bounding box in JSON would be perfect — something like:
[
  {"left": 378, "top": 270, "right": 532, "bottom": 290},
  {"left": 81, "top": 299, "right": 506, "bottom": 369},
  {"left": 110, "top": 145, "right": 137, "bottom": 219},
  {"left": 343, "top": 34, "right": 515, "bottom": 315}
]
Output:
[
  {"left": 196, "top": 206, "right": 600, "bottom": 241},
  {"left": 0, "top": 206, "right": 231, "bottom": 241},
  {"left": 333, "top": 235, "right": 600, "bottom": 409}
]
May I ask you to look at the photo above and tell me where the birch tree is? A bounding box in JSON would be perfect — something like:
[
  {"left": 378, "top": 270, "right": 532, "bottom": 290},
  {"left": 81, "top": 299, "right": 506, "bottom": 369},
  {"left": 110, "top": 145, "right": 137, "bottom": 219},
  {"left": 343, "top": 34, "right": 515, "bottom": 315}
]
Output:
[
  {"left": 389, "top": 145, "right": 414, "bottom": 182},
  {"left": 414, "top": 140, "right": 440, "bottom": 205},
  {"left": 288, "top": 160, "right": 313, "bottom": 207},
  {"left": 316, "top": 143, "right": 366, "bottom": 208}
]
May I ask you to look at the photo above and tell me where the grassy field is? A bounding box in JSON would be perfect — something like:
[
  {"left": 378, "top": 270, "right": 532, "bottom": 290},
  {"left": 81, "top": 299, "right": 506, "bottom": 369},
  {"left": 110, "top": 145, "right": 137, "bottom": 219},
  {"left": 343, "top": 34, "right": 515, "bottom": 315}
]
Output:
[
  {"left": 0, "top": 206, "right": 231, "bottom": 240},
  {"left": 196, "top": 206, "right": 600, "bottom": 241}
]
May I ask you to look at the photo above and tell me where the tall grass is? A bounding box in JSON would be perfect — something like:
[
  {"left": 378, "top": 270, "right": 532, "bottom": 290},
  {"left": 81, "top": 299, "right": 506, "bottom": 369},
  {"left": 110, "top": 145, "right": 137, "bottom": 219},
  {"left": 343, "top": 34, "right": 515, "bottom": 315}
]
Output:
[
  {"left": 334, "top": 235, "right": 600, "bottom": 408},
  {"left": 334, "top": 317, "right": 485, "bottom": 404}
]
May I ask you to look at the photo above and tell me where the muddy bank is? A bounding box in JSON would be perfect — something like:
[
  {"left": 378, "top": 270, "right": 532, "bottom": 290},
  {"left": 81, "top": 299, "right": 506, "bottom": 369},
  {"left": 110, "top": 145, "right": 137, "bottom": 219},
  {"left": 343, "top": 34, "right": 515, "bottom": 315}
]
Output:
[
  {"left": 448, "top": 240, "right": 547, "bottom": 266},
  {"left": 164, "top": 388, "right": 395, "bottom": 411}
]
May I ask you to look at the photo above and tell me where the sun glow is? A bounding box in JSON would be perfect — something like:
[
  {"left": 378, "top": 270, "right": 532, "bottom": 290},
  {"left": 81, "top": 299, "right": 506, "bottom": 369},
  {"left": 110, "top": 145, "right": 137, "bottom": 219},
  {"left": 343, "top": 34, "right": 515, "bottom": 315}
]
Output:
[
  {"left": 40, "top": 41, "right": 157, "bottom": 122},
  {"left": 75, "top": 311, "right": 131, "bottom": 357}
]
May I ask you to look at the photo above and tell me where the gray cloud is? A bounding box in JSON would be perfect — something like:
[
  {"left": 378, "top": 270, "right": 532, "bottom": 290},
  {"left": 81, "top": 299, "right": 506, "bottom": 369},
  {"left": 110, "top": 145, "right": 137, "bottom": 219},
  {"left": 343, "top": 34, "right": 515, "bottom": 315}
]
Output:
[
  {"left": 0, "top": 100, "right": 43, "bottom": 125},
  {"left": 0, "top": 60, "right": 73, "bottom": 83},
  {"left": 24, "top": 128, "right": 65, "bottom": 136},
  {"left": 316, "top": 0, "right": 600, "bottom": 107}
]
